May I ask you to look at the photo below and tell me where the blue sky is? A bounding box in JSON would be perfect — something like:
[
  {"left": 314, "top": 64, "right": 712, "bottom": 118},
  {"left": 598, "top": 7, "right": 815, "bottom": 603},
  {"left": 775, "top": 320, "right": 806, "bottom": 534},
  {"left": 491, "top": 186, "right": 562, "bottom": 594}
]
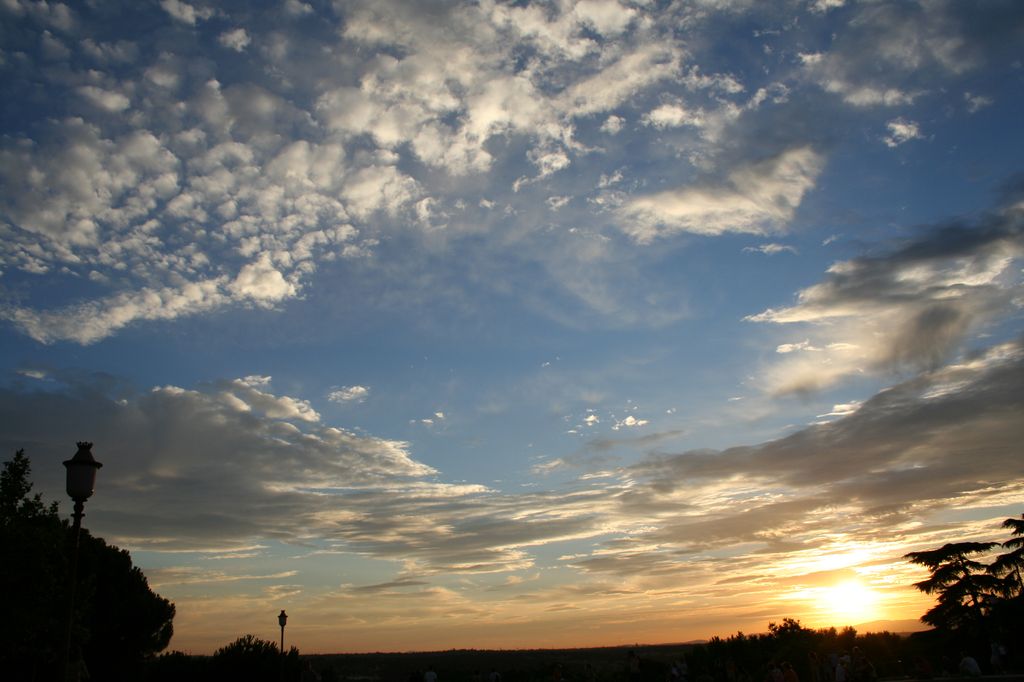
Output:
[{"left": 1, "top": 0, "right": 1023, "bottom": 654}]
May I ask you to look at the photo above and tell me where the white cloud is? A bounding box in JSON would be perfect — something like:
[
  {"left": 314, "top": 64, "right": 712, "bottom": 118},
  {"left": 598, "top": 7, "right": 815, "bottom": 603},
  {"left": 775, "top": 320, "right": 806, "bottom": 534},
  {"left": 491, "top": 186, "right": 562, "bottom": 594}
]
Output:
[
  {"left": 817, "top": 401, "right": 861, "bottom": 418},
  {"left": 883, "top": 118, "right": 922, "bottom": 147},
  {"left": 641, "top": 103, "right": 704, "bottom": 129},
  {"left": 560, "top": 44, "right": 683, "bottom": 117},
  {"left": 228, "top": 254, "right": 298, "bottom": 305},
  {"left": 160, "top": 0, "right": 212, "bottom": 25},
  {"left": 744, "top": 243, "right": 798, "bottom": 256},
  {"left": 612, "top": 415, "right": 648, "bottom": 430},
  {"left": 572, "top": 0, "right": 636, "bottom": 37},
  {"left": 776, "top": 340, "right": 821, "bottom": 354},
  {"left": 825, "top": 81, "right": 919, "bottom": 107},
  {"left": 600, "top": 116, "right": 625, "bottom": 135},
  {"left": 619, "top": 147, "right": 824, "bottom": 242},
  {"left": 328, "top": 386, "right": 370, "bottom": 403},
  {"left": 340, "top": 165, "right": 421, "bottom": 219},
  {"left": 809, "top": 0, "right": 846, "bottom": 12},
  {"left": 5, "top": 278, "right": 229, "bottom": 345},
  {"left": 218, "top": 28, "right": 251, "bottom": 52},
  {"left": 76, "top": 85, "right": 131, "bottom": 112}
]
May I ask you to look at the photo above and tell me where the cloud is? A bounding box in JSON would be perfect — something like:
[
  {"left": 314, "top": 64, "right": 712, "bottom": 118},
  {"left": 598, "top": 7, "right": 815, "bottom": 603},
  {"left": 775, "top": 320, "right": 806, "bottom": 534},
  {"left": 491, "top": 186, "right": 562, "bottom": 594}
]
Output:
[
  {"left": 618, "top": 147, "right": 824, "bottom": 242},
  {"left": 631, "top": 340, "right": 1024, "bottom": 517},
  {"left": 744, "top": 243, "right": 798, "bottom": 256},
  {"left": 641, "top": 103, "right": 705, "bottom": 130},
  {"left": 328, "top": 386, "right": 370, "bottom": 404},
  {"left": 77, "top": 85, "right": 131, "bottom": 112},
  {"left": 600, "top": 116, "right": 625, "bottom": 135},
  {"left": 964, "top": 92, "right": 993, "bottom": 113},
  {"left": 228, "top": 254, "right": 298, "bottom": 304},
  {"left": 3, "top": 337, "right": 1023, "bottom": 641},
  {"left": 4, "top": 278, "right": 230, "bottom": 345},
  {"left": 799, "top": 2, "right": 991, "bottom": 106},
  {"left": 809, "top": 0, "right": 846, "bottom": 12},
  {"left": 0, "top": 373, "right": 437, "bottom": 547},
  {"left": 1, "top": 0, "right": 1020, "bottom": 350},
  {"left": 612, "top": 415, "right": 649, "bottom": 430},
  {"left": 883, "top": 118, "right": 923, "bottom": 147},
  {"left": 776, "top": 340, "right": 821, "bottom": 354},
  {"left": 218, "top": 28, "right": 251, "bottom": 52},
  {"left": 160, "top": 0, "right": 212, "bottom": 25},
  {"left": 747, "top": 193, "right": 1024, "bottom": 394}
]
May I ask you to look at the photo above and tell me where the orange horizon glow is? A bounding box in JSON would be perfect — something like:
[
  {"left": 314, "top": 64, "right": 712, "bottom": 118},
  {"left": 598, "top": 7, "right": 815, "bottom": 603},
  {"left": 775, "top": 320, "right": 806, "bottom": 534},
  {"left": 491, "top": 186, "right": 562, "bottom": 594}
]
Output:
[{"left": 159, "top": 567, "right": 935, "bottom": 655}]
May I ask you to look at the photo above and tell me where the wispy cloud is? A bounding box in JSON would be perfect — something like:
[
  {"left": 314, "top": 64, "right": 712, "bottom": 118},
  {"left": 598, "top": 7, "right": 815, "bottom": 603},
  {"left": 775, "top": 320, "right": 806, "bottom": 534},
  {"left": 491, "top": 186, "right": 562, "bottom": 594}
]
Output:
[{"left": 619, "top": 147, "right": 824, "bottom": 242}]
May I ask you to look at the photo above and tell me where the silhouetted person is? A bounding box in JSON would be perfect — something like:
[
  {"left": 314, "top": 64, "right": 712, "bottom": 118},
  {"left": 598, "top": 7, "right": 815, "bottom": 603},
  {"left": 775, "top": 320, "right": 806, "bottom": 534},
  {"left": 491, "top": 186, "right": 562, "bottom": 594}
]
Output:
[{"left": 958, "top": 653, "right": 981, "bottom": 678}]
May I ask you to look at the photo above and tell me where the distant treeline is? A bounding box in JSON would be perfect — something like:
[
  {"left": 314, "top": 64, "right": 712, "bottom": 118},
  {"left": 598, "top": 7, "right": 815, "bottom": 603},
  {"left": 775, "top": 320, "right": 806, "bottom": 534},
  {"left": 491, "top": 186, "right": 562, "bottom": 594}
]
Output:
[{"left": 145, "top": 619, "right": 1018, "bottom": 682}]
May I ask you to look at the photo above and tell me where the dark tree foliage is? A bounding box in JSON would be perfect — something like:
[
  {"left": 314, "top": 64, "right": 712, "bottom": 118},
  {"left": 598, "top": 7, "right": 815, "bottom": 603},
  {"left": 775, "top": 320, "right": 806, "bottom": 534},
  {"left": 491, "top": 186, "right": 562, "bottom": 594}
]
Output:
[
  {"left": 903, "top": 541, "right": 1002, "bottom": 632},
  {"left": 690, "top": 619, "right": 903, "bottom": 682},
  {"left": 990, "top": 514, "right": 1024, "bottom": 596},
  {"left": 903, "top": 514, "right": 1024, "bottom": 671},
  {"left": 987, "top": 514, "right": 1024, "bottom": 664},
  {"left": 0, "top": 450, "right": 69, "bottom": 679},
  {"left": 77, "top": 531, "right": 176, "bottom": 679},
  {"left": 146, "top": 639, "right": 306, "bottom": 682},
  {"left": 212, "top": 634, "right": 301, "bottom": 681},
  {"left": 0, "top": 449, "right": 175, "bottom": 680}
]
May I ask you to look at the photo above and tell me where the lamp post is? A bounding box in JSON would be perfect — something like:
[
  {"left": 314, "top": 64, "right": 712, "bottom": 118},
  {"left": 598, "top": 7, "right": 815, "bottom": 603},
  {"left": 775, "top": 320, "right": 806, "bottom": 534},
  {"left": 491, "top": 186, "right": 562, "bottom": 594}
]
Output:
[
  {"left": 278, "top": 609, "right": 288, "bottom": 653},
  {"left": 62, "top": 442, "right": 102, "bottom": 682}
]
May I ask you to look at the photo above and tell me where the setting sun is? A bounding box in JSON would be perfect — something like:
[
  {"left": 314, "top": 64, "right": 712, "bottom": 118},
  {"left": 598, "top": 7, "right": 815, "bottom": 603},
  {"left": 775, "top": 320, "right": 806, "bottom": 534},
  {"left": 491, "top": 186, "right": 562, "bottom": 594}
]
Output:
[{"left": 822, "top": 580, "right": 880, "bottom": 625}]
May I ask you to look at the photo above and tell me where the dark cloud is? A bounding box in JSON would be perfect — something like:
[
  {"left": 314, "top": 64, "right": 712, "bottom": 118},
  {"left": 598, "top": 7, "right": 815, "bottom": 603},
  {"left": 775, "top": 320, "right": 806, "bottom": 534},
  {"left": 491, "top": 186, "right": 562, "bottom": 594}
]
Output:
[
  {"left": 749, "top": 188, "right": 1023, "bottom": 393},
  {"left": 349, "top": 578, "right": 430, "bottom": 594},
  {"left": 628, "top": 339, "right": 1024, "bottom": 549},
  {"left": 586, "top": 429, "right": 686, "bottom": 453},
  {"left": 800, "top": 1, "right": 1024, "bottom": 106}
]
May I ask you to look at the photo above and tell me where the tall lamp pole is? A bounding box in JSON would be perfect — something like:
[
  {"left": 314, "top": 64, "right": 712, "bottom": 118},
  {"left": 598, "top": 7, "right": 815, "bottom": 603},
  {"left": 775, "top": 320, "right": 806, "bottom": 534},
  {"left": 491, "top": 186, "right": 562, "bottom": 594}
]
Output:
[
  {"left": 278, "top": 609, "right": 288, "bottom": 653},
  {"left": 62, "top": 442, "right": 103, "bottom": 682}
]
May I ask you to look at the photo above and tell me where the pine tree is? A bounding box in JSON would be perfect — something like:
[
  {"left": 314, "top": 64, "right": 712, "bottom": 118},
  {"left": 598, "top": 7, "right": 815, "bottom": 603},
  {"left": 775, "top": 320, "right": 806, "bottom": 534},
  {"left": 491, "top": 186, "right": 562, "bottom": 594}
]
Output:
[{"left": 903, "top": 541, "right": 1002, "bottom": 632}]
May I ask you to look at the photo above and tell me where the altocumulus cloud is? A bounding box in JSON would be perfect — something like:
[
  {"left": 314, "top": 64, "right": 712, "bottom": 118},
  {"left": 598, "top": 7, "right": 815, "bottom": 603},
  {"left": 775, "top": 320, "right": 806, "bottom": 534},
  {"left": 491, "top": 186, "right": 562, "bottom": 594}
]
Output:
[{"left": 9, "top": 0, "right": 993, "bottom": 342}]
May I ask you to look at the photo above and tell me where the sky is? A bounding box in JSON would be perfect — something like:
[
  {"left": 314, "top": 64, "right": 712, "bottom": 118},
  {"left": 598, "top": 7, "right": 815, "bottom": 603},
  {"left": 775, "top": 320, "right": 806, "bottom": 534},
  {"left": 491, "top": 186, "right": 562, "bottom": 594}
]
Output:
[{"left": 1, "top": 0, "right": 1023, "bottom": 656}]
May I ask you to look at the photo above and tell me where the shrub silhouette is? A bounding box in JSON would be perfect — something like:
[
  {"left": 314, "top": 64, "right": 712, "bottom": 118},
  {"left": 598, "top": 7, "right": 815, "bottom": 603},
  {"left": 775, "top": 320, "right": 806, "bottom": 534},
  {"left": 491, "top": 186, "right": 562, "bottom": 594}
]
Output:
[{"left": 212, "top": 634, "right": 301, "bottom": 681}]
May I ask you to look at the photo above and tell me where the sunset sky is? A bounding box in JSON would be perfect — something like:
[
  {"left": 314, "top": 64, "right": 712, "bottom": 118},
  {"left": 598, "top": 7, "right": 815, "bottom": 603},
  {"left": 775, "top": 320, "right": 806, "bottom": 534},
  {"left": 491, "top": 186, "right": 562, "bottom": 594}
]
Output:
[{"left": 2, "top": 0, "right": 1023, "bottom": 655}]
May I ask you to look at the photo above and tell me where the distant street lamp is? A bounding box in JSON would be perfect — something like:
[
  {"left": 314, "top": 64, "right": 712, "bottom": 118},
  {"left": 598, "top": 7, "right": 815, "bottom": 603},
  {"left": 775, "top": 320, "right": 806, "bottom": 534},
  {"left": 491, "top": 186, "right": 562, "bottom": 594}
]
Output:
[
  {"left": 62, "top": 441, "right": 103, "bottom": 681},
  {"left": 278, "top": 609, "right": 288, "bottom": 652}
]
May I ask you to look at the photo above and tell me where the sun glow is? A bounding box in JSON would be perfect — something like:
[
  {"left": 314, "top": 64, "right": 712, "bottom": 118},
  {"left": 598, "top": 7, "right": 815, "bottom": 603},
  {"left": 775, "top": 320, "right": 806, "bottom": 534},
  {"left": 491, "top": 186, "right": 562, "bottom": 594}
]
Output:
[{"left": 822, "top": 579, "right": 880, "bottom": 624}]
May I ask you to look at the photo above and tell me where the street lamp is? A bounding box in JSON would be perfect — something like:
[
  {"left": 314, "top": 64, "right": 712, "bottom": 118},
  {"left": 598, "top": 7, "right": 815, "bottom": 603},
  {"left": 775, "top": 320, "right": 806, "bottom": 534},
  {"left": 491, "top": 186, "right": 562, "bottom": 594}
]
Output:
[
  {"left": 278, "top": 609, "right": 288, "bottom": 652},
  {"left": 62, "top": 441, "right": 102, "bottom": 682}
]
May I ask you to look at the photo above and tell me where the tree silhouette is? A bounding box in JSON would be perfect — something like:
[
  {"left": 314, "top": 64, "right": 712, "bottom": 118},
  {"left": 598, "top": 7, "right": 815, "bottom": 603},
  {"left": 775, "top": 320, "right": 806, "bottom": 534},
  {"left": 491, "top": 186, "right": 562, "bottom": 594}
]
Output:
[
  {"left": 0, "top": 449, "right": 175, "bottom": 680},
  {"left": 903, "top": 541, "right": 1001, "bottom": 632},
  {"left": 989, "top": 514, "right": 1024, "bottom": 597},
  {"left": 0, "top": 450, "right": 68, "bottom": 678}
]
